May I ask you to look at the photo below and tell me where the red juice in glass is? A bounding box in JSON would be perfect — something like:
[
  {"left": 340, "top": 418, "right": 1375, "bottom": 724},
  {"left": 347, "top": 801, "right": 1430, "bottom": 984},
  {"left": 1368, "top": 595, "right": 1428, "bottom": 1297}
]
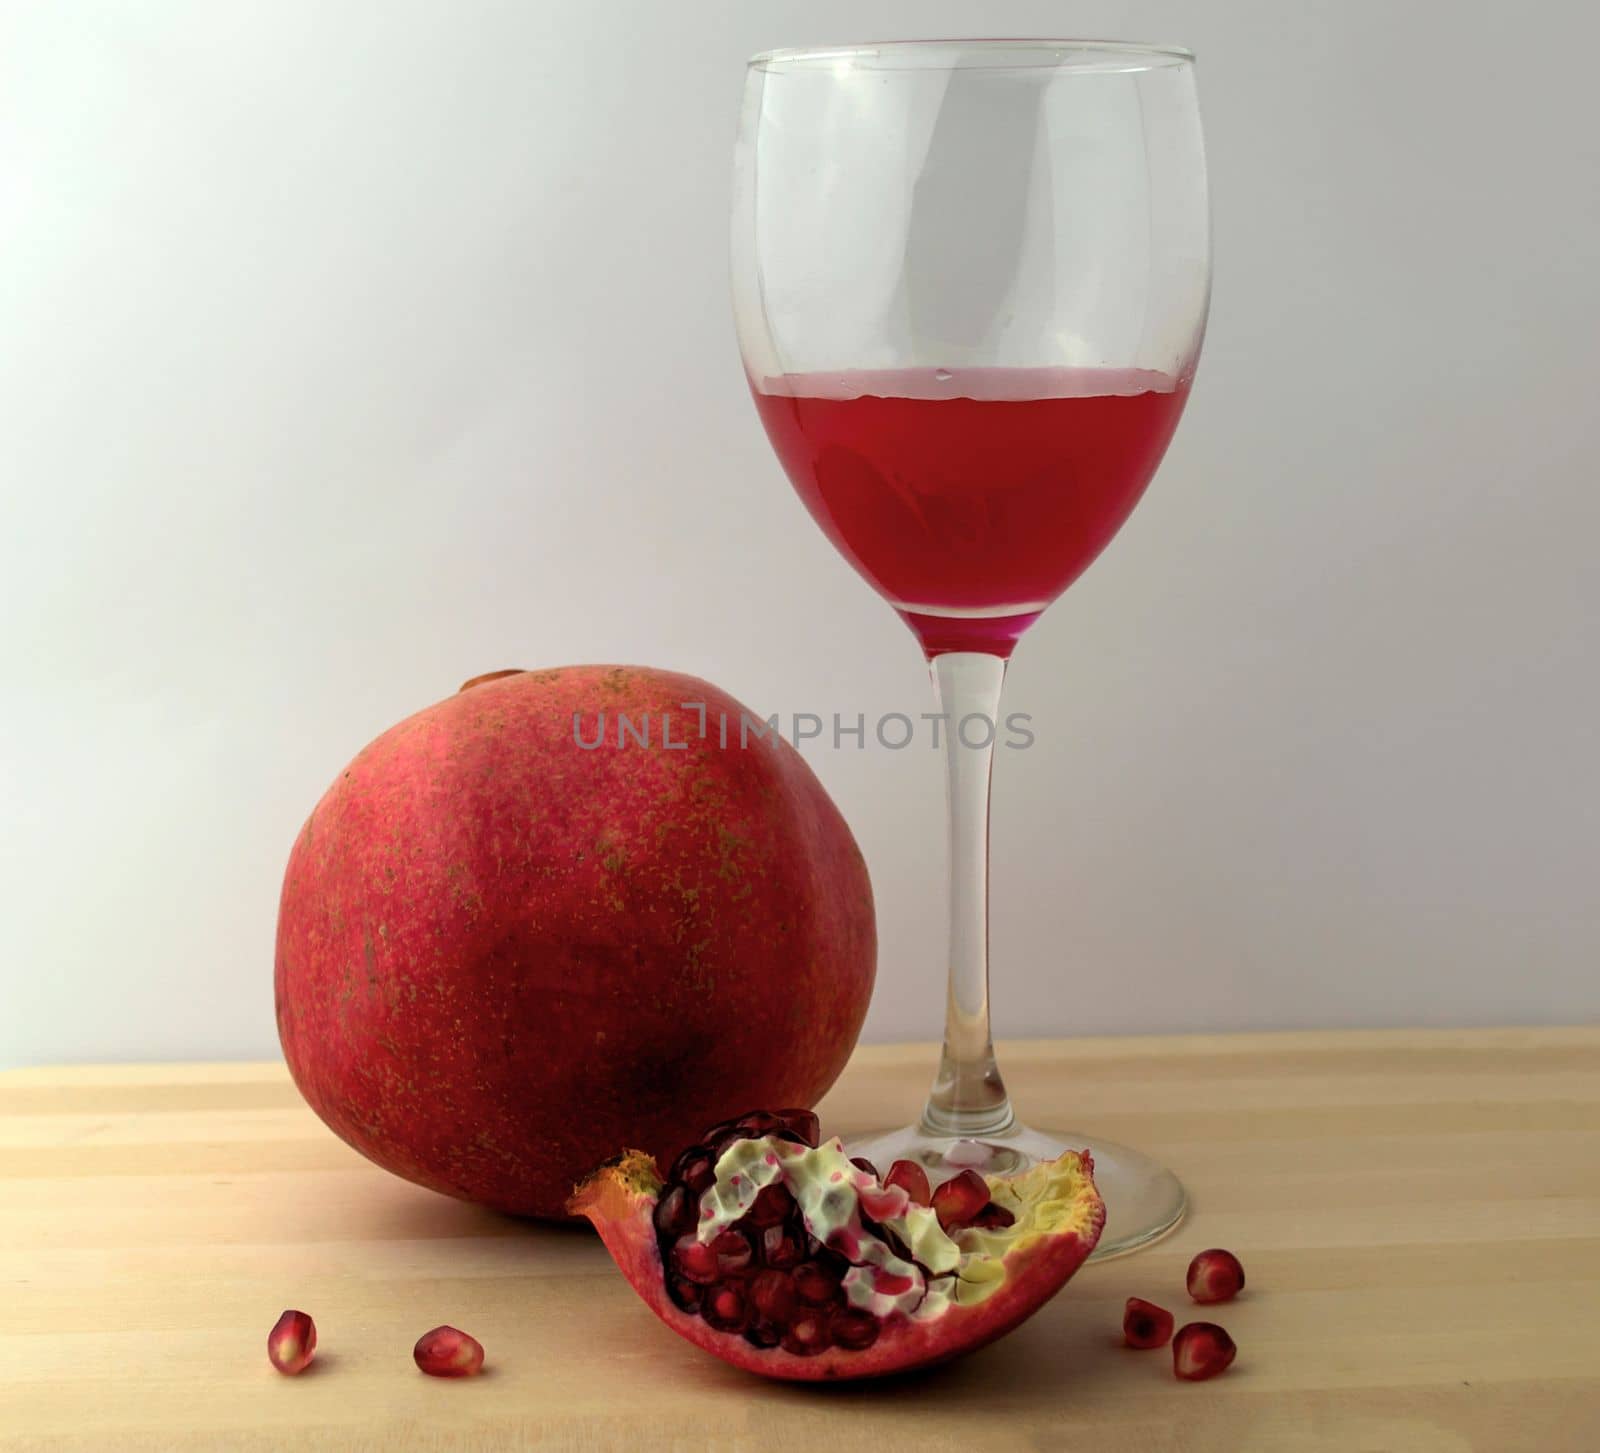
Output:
[{"left": 752, "top": 367, "right": 1191, "bottom": 656}]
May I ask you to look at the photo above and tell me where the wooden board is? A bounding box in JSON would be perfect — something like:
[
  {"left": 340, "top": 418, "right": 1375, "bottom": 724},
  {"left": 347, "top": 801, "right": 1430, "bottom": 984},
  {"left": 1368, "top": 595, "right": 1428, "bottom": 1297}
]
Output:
[{"left": 3, "top": 1028, "right": 1598, "bottom": 1451}]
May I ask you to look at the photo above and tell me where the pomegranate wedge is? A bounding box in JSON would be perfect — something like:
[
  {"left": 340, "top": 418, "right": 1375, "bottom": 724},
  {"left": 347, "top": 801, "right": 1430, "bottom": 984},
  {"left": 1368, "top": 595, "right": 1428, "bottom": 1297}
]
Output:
[{"left": 570, "top": 1112, "right": 1104, "bottom": 1381}]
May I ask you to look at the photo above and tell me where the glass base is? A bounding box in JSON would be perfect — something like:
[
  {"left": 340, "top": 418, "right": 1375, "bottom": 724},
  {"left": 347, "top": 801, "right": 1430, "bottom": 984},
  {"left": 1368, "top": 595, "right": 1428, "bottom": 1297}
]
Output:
[{"left": 846, "top": 1121, "right": 1186, "bottom": 1261}]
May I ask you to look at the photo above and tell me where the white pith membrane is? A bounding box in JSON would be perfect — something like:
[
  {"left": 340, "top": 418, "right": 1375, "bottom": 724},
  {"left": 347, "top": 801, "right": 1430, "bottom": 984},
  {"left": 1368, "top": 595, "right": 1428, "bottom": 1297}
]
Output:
[{"left": 694, "top": 1134, "right": 1079, "bottom": 1325}]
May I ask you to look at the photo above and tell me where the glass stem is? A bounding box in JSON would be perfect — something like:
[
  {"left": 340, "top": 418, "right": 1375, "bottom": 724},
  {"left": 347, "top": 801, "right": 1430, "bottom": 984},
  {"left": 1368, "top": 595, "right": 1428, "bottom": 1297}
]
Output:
[{"left": 919, "top": 650, "right": 1015, "bottom": 1139}]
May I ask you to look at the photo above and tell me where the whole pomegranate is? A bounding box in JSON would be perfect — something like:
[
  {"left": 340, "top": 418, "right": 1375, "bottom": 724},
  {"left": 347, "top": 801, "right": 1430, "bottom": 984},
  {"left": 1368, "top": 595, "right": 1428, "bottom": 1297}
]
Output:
[{"left": 275, "top": 666, "right": 875, "bottom": 1220}]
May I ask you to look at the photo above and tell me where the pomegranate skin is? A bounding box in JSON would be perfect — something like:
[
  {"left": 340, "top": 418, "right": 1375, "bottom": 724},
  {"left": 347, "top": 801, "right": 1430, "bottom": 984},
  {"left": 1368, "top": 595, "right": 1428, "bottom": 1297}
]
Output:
[{"left": 275, "top": 667, "right": 875, "bottom": 1220}]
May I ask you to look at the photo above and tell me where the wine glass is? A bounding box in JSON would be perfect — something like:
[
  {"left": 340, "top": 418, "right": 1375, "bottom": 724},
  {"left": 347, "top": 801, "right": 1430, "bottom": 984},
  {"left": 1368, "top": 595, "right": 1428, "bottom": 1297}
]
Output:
[{"left": 732, "top": 39, "right": 1210, "bottom": 1258}]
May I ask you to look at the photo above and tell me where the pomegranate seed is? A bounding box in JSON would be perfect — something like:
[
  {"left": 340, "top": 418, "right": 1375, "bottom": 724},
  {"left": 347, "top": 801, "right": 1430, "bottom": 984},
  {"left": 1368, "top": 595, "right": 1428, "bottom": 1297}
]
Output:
[
  {"left": 708, "top": 1127, "right": 749, "bottom": 1159},
  {"left": 885, "top": 1159, "right": 932, "bottom": 1206},
  {"left": 849, "top": 1156, "right": 880, "bottom": 1179},
  {"left": 413, "top": 1325, "right": 485, "bottom": 1378},
  {"left": 773, "top": 1109, "right": 819, "bottom": 1147},
  {"left": 792, "top": 1261, "right": 841, "bottom": 1306},
  {"left": 745, "top": 1183, "right": 796, "bottom": 1227},
  {"left": 750, "top": 1269, "right": 795, "bottom": 1322},
  {"left": 267, "top": 1309, "right": 317, "bottom": 1376},
  {"left": 1123, "top": 1297, "right": 1175, "bottom": 1349},
  {"left": 782, "top": 1310, "right": 831, "bottom": 1356},
  {"left": 710, "top": 1228, "right": 753, "bottom": 1277},
  {"left": 703, "top": 1283, "right": 752, "bottom": 1333},
  {"left": 931, "top": 1169, "right": 991, "bottom": 1231},
  {"left": 673, "top": 1236, "right": 720, "bottom": 1285},
  {"left": 824, "top": 1225, "right": 859, "bottom": 1259},
  {"left": 968, "top": 1201, "right": 1015, "bottom": 1230},
  {"left": 760, "top": 1223, "right": 804, "bottom": 1269},
  {"left": 745, "top": 1319, "right": 783, "bottom": 1348},
  {"left": 670, "top": 1147, "right": 716, "bottom": 1195},
  {"left": 859, "top": 1186, "right": 904, "bottom": 1227},
  {"left": 653, "top": 1185, "right": 697, "bottom": 1239},
  {"left": 830, "top": 1307, "right": 880, "bottom": 1351},
  {"left": 1173, "top": 1321, "right": 1236, "bottom": 1380},
  {"left": 666, "top": 1274, "right": 703, "bottom": 1313},
  {"left": 1186, "top": 1248, "right": 1245, "bottom": 1304}
]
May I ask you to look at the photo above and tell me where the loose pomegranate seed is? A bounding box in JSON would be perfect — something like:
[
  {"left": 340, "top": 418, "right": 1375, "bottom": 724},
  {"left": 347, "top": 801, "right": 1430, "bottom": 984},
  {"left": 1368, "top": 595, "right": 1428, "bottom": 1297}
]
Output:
[
  {"left": 782, "top": 1310, "right": 831, "bottom": 1356},
  {"left": 849, "top": 1156, "right": 880, "bottom": 1179},
  {"left": 792, "top": 1261, "right": 841, "bottom": 1306},
  {"left": 653, "top": 1185, "right": 697, "bottom": 1239},
  {"left": 710, "top": 1228, "right": 753, "bottom": 1277},
  {"left": 1173, "top": 1321, "right": 1236, "bottom": 1380},
  {"left": 1123, "top": 1296, "right": 1175, "bottom": 1349},
  {"left": 760, "top": 1223, "right": 804, "bottom": 1269},
  {"left": 1186, "top": 1249, "right": 1245, "bottom": 1304},
  {"left": 267, "top": 1309, "right": 317, "bottom": 1376},
  {"left": 413, "top": 1325, "right": 485, "bottom": 1378},
  {"left": 673, "top": 1236, "right": 721, "bottom": 1285},
  {"left": 670, "top": 1147, "right": 716, "bottom": 1195},
  {"left": 931, "top": 1169, "right": 991, "bottom": 1231},
  {"left": 703, "top": 1283, "right": 752, "bottom": 1333},
  {"left": 745, "top": 1183, "right": 796, "bottom": 1227},
  {"left": 750, "top": 1269, "right": 796, "bottom": 1322},
  {"left": 885, "top": 1159, "right": 932, "bottom": 1206},
  {"left": 773, "top": 1109, "right": 819, "bottom": 1147},
  {"left": 830, "top": 1307, "right": 880, "bottom": 1351}
]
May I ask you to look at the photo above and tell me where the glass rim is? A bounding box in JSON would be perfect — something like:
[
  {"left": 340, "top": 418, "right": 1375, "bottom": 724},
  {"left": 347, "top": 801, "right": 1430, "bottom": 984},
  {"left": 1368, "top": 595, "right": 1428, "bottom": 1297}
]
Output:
[{"left": 749, "top": 38, "right": 1195, "bottom": 73}]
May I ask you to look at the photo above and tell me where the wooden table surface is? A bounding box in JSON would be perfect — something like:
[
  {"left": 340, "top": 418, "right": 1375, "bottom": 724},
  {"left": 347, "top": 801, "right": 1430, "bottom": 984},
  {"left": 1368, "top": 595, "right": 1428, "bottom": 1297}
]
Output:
[{"left": 3, "top": 1028, "right": 1598, "bottom": 1452}]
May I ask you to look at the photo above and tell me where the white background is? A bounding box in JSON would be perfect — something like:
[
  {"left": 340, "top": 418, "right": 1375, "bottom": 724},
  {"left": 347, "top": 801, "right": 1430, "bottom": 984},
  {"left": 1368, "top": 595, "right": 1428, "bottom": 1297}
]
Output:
[{"left": 3, "top": 1, "right": 1597, "bottom": 1068}]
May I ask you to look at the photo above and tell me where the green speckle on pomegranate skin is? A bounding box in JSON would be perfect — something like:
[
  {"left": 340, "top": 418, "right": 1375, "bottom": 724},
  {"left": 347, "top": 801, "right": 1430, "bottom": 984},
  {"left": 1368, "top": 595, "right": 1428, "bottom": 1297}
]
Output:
[{"left": 275, "top": 666, "right": 875, "bottom": 1220}]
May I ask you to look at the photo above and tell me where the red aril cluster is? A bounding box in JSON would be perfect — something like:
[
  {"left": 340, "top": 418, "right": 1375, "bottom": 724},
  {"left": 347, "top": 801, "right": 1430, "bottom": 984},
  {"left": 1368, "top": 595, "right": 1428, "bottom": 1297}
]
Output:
[
  {"left": 652, "top": 1111, "right": 1020, "bottom": 1359},
  {"left": 656, "top": 1109, "right": 870, "bottom": 1356},
  {"left": 574, "top": 1119, "right": 1106, "bottom": 1381}
]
